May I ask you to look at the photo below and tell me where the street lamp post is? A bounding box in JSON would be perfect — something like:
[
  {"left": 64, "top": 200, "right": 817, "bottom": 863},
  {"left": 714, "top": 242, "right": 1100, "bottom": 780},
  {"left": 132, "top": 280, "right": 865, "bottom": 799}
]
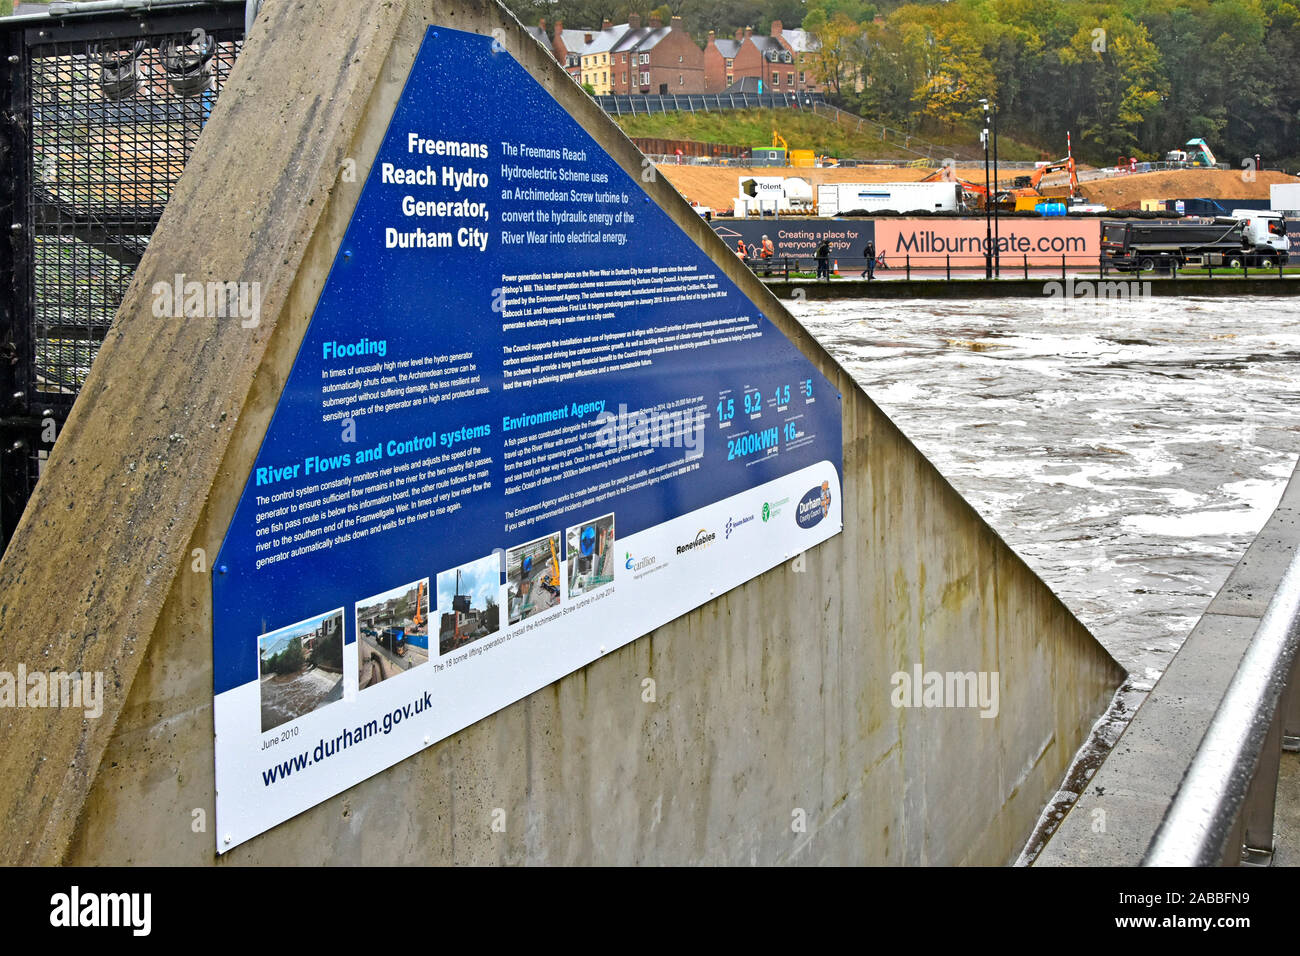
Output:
[
  {"left": 991, "top": 101, "right": 1000, "bottom": 277},
  {"left": 981, "top": 102, "right": 991, "bottom": 279}
]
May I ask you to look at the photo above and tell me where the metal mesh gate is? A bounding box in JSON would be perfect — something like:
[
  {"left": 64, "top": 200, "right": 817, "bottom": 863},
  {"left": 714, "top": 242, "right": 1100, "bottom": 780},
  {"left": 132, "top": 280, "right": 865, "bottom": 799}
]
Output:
[
  {"left": 1, "top": 1, "right": 247, "bottom": 551},
  {"left": 30, "top": 28, "right": 242, "bottom": 397}
]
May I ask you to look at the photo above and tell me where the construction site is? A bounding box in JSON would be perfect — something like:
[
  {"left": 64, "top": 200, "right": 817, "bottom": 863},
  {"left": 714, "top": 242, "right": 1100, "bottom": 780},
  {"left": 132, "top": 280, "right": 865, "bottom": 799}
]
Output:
[
  {"left": 644, "top": 123, "right": 1299, "bottom": 217},
  {"left": 507, "top": 534, "right": 563, "bottom": 625},
  {"left": 437, "top": 554, "right": 501, "bottom": 656},
  {"left": 356, "top": 580, "right": 431, "bottom": 688}
]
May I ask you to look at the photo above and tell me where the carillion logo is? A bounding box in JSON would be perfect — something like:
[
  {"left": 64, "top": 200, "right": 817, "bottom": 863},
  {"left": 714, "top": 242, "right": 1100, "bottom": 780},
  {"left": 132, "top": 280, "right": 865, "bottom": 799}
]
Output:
[
  {"left": 795, "top": 481, "right": 832, "bottom": 529},
  {"left": 725, "top": 514, "right": 755, "bottom": 539},
  {"left": 625, "top": 551, "right": 655, "bottom": 573},
  {"left": 676, "top": 529, "right": 716, "bottom": 555}
]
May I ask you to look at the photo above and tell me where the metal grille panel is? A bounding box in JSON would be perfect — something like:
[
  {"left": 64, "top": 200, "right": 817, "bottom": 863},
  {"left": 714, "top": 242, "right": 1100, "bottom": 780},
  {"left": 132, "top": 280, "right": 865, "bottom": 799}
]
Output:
[{"left": 28, "top": 30, "right": 242, "bottom": 398}]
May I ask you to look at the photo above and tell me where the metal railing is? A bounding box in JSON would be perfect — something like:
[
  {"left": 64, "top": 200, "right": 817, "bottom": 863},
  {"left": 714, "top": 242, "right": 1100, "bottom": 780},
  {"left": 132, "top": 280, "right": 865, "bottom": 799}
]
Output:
[
  {"left": 0, "top": 0, "right": 247, "bottom": 553},
  {"left": 597, "top": 90, "right": 825, "bottom": 115},
  {"left": 1144, "top": 550, "right": 1300, "bottom": 866},
  {"left": 728, "top": 252, "right": 1296, "bottom": 282}
]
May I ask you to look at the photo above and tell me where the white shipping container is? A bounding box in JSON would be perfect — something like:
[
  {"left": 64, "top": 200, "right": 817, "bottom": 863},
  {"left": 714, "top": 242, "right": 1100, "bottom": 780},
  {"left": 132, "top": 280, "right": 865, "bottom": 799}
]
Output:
[
  {"left": 1269, "top": 183, "right": 1300, "bottom": 215},
  {"left": 817, "top": 181, "right": 961, "bottom": 216}
]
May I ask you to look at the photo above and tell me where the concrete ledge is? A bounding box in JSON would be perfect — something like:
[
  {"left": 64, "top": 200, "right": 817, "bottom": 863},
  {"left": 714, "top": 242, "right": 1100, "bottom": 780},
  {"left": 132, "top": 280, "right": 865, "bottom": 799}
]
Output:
[
  {"left": 763, "top": 277, "right": 1300, "bottom": 299},
  {"left": 1036, "top": 463, "right": 1300, "bottom": 865}
]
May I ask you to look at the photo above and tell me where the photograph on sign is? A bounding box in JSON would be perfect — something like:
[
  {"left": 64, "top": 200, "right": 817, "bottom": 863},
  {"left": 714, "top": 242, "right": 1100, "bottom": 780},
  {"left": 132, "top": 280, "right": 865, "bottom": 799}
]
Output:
[
  {"left": 567, "top": 513, "right": 615, "bottom": 597},
  {"left": 356, "top": 580, "right": 430, "bottom": 689},
  {"left": 436, "top": 554, "right": 502, "bottom": 656}
]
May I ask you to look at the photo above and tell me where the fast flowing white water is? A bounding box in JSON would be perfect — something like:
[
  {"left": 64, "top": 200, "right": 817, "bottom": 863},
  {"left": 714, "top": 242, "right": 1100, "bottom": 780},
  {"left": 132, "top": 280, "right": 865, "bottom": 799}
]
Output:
[{"left": 790, "top": 292, "right": 1300, "bottom": 711}]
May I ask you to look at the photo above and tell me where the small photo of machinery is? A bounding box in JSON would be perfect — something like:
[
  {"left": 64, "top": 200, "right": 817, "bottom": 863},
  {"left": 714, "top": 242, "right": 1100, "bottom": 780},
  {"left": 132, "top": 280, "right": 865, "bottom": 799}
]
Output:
[
  {"left": 437, "top": 553, "right": 502, "bottom": 656},
  {"left": 567, "top": 513, "right": 615, "bottom": 598},
  {"left": 507, "top": 533, "right": 562, "bottom": 625},
  {"left": 355, "top": 579, "right": 430, "bottom": 690}
]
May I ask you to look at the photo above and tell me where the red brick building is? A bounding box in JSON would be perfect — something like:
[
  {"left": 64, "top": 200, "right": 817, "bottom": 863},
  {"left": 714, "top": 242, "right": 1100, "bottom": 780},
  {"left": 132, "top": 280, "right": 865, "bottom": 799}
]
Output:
[
  {"left": 607, "top": 15, "right": 705, "bottom": 95},
  {"left": 711, "top": 21, "right": 822, "bottom": 94}
]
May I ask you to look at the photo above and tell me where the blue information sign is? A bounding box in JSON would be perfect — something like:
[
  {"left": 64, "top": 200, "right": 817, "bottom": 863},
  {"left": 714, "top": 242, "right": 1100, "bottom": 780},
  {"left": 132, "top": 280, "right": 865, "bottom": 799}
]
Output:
[{"left": 213, "top": 25, "right": 842, "bottom": 850}]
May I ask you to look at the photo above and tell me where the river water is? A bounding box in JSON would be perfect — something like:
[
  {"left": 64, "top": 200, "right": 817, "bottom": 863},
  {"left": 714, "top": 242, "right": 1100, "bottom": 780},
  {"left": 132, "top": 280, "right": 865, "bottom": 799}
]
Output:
[{"left": 789, "top": 293, "right": 1300, "bottom": 700}]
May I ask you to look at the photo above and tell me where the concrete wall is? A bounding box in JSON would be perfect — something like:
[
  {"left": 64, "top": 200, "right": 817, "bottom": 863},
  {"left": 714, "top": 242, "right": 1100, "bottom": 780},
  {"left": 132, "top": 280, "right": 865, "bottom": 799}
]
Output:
[
  {"left": 0, "top": 0, "right": 1122, "bottom": 865},
  {"left": 1036, "top": 461, "right": 1300, "bottom": 865}
]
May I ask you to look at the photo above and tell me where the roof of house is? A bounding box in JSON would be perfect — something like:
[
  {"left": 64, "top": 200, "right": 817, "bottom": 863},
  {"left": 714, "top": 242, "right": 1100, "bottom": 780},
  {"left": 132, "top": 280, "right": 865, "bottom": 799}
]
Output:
[
  {"left": 722, "top": 76, "right": 765, "bottom": 94},
  {"left": 781, "top": 28, "right": 820, "bottom": 53},
  {"left": 559, "top": 25, "right": 629, "bottom": 58},
  {"left": 710, "top": 38, "right": 741, "bottom": 58},
  {"left": 612, "top": 26, "right": 673, "bottom": 54},
  {"left": 523, "top": 26, "right": 552, "bottom": 53}
]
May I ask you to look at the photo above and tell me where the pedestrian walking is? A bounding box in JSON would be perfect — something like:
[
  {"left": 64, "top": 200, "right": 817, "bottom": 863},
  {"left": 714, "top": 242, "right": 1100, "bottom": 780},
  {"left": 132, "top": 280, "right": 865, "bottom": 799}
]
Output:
[{"left": 862, "top": 240, "right": 877, "bottom": 280}]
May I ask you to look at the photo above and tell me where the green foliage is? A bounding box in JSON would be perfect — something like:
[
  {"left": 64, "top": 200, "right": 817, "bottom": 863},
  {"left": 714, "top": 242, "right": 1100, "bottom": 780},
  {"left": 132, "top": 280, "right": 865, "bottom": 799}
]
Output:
[
  {"left": 310, "top": 627, "right": 343, "bottom": 671},
  {"left": 499, "top": 0, "right": 1300, "bottom": 167},
  {"left": 265, "top": 636, "right": 304, "bottom": 676}
]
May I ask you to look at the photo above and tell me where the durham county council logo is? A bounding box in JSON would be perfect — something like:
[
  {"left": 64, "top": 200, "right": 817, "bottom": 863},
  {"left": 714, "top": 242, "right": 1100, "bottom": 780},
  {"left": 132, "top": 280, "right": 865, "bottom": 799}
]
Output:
[{"left": 796, "top": 481, "right": 832, "bottom": 529}]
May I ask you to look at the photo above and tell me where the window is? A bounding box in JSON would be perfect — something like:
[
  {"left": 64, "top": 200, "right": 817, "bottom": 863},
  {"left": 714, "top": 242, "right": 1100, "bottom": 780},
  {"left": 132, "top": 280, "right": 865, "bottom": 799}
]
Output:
[
  {"left": 678, "top": 74, "right": 683, "bottom": 85},
  {"left": 787, "top": 72, "right": 794, "bottom": 85},
  {"left": 641, "top": 71, "right": 649, "bottom": 84},
  {"left": 799, "top": 71, "right": 805, "bottom": 83},
  {"left": 772, "top": 71, "right": 779, "bottom": 85},
  {"left": 622, "top": 72, "right": 627, "bottom": 83},
  {"left": 640, "top": 53, "right": 649, "bottom": 64},
  {"left": 726, "top": 73, "right": 733, "bottom": 84},
  {"left": 622, "top": 53, "right": 627, "bottom": 63},
  {"left": 678, "top": 55, "right": 683, "bottom": 63},
  {"left": 725, "top": 58, "right": 733, "bottom": 68}
]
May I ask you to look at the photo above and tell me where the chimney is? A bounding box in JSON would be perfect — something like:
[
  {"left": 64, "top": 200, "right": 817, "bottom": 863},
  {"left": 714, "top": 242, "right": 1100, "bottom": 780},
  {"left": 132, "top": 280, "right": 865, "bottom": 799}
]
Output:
[
  {"left": 628, "top": 12, "right": 641, "bottom": 29},
  {"left": 707, "top": 29, "right": 715, "bottom": 42},
  {"left": 670, "top": 15, "right": 683, "bottom": 30},
  {"left": 649, "top": 15, "right": 662, "bottom": 28},
  {"left": 602, "top": 17, "right": 611, "bottom": 30},
  {"left": 744, "top": 26, "right": 753, "bottom": 39},
  {"left": 771, "top": 19, "right": 782, "bottom": 36},
  {"left": 734, "top": 27, "right": 743, "bottom": 43},
  {"left": 538, "top": 17, "right": 546, "bottom": 31},
  {"left": 554, "top": 19, "right": 563, "bottom": 44},
  {"left": 584, "top": 32, "right": 593, "bottom": 44}
]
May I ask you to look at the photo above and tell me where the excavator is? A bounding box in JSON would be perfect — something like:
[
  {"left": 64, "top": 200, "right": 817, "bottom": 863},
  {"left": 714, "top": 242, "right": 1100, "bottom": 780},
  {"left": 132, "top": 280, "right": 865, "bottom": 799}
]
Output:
[
  {"left": 918, "top": 165, "right": 990, "bottom": 210},
  {"left": 1001, "top": 154, "right": 1079, "bottom": 210},
  {"left": 540, "top": 538, "right": 562, "bottom": 597},
  {"left": 412, "top": 580, "right": 425, "bottom": 629}
]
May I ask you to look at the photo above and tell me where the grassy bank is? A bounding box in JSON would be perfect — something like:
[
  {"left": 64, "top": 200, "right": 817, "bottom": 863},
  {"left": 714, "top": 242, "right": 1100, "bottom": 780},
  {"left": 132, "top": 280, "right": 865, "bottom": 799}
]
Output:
[{"left": 612, "top": 108, "right": 1046, "bottom": 163}]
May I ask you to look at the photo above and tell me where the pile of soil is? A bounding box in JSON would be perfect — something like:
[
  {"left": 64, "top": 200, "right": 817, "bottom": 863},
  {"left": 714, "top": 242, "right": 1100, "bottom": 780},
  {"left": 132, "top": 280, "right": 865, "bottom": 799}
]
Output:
[
  {"left": 658, "top": 163, "right": 1299, "bottom": 213},
  {"left": 1080, "top": 169, "right": 1297, "bottom": 209}
]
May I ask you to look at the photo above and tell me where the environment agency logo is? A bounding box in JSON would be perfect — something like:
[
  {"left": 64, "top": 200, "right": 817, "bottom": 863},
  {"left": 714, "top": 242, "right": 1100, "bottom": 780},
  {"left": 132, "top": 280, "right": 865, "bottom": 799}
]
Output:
[{"left": 761, "top": 497, "right": 789, "bottom": 523}]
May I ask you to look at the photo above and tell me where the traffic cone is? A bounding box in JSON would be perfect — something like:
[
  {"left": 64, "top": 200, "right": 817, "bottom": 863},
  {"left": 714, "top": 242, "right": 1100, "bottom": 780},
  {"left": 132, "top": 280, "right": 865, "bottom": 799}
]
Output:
[{"left": 832, "top": 259, "right": 841, "bottom": 276}]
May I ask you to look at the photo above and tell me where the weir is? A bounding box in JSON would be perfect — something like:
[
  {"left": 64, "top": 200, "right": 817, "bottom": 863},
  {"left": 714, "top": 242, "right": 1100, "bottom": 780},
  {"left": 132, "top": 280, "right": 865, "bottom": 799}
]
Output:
[{"left": 0, "top": 0, "right": 1121, "bottom": 864}]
